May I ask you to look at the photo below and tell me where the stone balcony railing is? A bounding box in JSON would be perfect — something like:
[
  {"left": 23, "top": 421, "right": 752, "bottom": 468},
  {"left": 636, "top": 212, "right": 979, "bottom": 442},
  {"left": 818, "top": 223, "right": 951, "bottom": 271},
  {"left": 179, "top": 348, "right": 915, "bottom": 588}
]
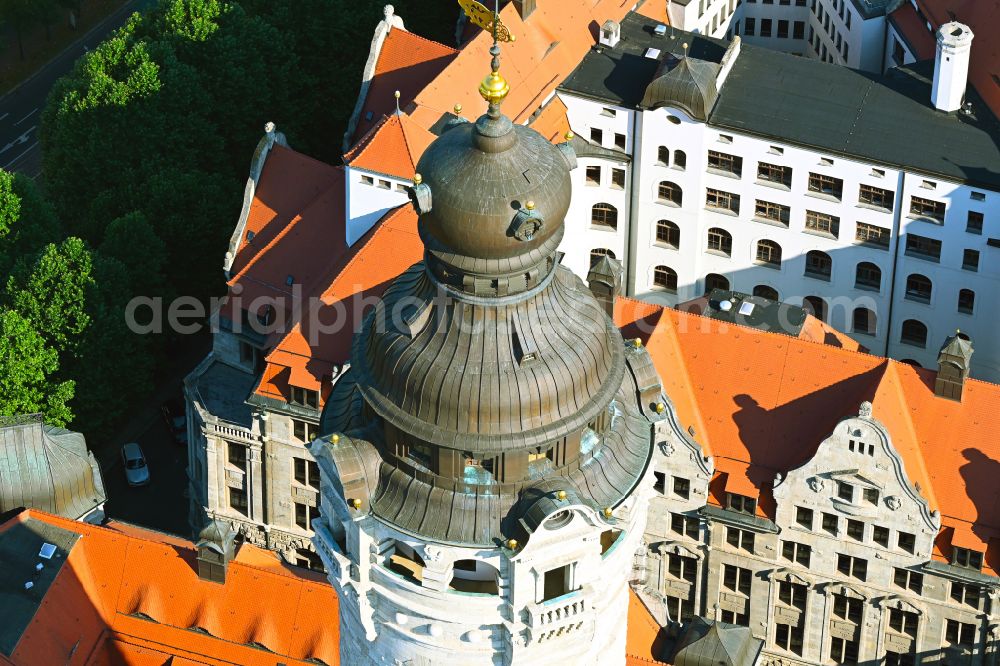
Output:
[{"left": 524, "top": 590, "right": 590, "bottom": 643}]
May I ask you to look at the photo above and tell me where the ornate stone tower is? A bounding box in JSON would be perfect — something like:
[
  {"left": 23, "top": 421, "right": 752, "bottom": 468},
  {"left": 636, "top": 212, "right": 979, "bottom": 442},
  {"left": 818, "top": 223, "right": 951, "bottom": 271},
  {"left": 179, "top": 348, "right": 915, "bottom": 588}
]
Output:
[{"left": 310, "top": 16, "right": 662, "bottom": 665}]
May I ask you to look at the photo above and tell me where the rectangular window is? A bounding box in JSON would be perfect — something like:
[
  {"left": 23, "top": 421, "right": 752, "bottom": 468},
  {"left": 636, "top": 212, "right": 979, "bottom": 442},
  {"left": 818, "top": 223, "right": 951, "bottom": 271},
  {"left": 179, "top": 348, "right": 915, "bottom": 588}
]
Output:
[
  {"left": 727, "top": 493, "right": 756, "bottom": 515},
  {"left": 859, "top": 184, "right": 895, "bottom": 210},
  {"left": 590, "top": 127, "right": 603, "bottom": 144},
  {"left": 293, "top": 419, "right": 319, "bottom": 443},
  {"left": 846, "top": 519, "right": 864, "bottom": 541},
  {"left": 833, "top": 594, "right": 862, "bottom": 623},
  {"left": 863, "top": 487, "right": 879, "bottom": 505},
  {"left": 781, "top": 540, "right": 811, "bottom": 567},
  {"left": 653, "top": 471, "right": 666, "bottom": 493},
  {"left": 893, "top": 567, "right": 923, "bottom": 594},
  {"left": 830, "top": 637, "right": 859, "bottom": 664},
  {"left": 289, "top": 386, "right": 320, "bottom": 409},
  {"left": 745, "top": 17, "right": 756, "bottom": 35},
  {"left": 873, "top": 525, "right": 890, "bottom": 548},
  {"left": 722, "top": 564, "right": 752, "bottom": 595},
  {"left": 671, "top": 513, "right": 700, "bottom": 539},
  {"left": 757, "top": 161, "right": 792, "bottom": 187},
  {"left": 905, "top": 233, "right": 942, "bottom": 261},
  {"left": 897, "top": 531, "right": 915, "bottom": 554},
  {"left": 950, "top": 581, "right": 982, "bottom": 609},
  {"left": 837, "top": 553, "right": 868, "bottom": 581},
  {"left": 774, "top": 623, "right": 804, "bottom": 655},
  {"left": 888, "top": 608, "right": 919, "bottom": 637},
  {"left": 952, "top": 547, "right": 984, "bottom": 571},
  {"left": 796, "top": 506, "right": 813, "bottom": 529},
  {"left": 793, "top": 20, "right": 805, "bottom": 39},
  {"left": 967, "top": 211, "right": 984, "bottom": 234},
  {"left": 945, "top": 619, "right": 976, "bottom": 645},
  {"left": 378, "top": 179, "right": 391, "bottom": 190},
  {"left": 726, "top": 527, "right": 755, "bottom": 553},
  {"left": 856, "top": 221, "right": 890, "bottom": 247},
  {"left": 822, "top": 512, "right": 839, "bottom": 535},
  {"left": 585, "top": 165, "right": 601, "bottom": 186},
  {"left": 910, "top": 195, "right": 946, "bottom": 222},
  {"left": 963, "top": 249, "right": 980, "bottom": 271},
  {"left": 777, "top": 19, "right": 789, "bottom": 38},
  {"left": 778, "top": 580, "right": 807, "bottom": 611},
  {"left": 805, "top": 210, "right": 840, "bottom": 237},
  {"left": 673, "top": 477, "right": 691, "bottom": 499},
  {"left": 294, "top": 501, "right": 320, "bottom": 530},
  {"left": 229, "top": 487, "right": 248, "bottom": 516},
  {"left": 601, "top": 107, "right": 617, "bottom": 117},
  {"left": 760, "top": 18, "right": 772, "bottom": 37},
  {"left": 707, "top": 150, "right": 743, "bottom": 176},
  {"left": 228, "top": 442, "right": 247, "bottom": 470},
  {"left": 293, "top": 457, "right": 320, "bottom": 488},
  {"left": 808, "top": 172, "right": 843, "bottom": 199},
  {"left": 361, "top": 174, "right": 374, "bottom": 185},
  {"left": 837, "top": 481, "right": 854, "bottom": 502},
  {"left": 614, "top": 132, "right": 626, "bottom": 150},
  {"left": 706, "top": 188, "right": 740, "bottom": 214},
  {"left": 754, "top": 200, "right": 790, "bottom": 226},
  {"left": 611, "top": 168, "right": 626, "bottom": 189},
  {"left": 667, "top": 553, "right": 698, "bottom": 583}
]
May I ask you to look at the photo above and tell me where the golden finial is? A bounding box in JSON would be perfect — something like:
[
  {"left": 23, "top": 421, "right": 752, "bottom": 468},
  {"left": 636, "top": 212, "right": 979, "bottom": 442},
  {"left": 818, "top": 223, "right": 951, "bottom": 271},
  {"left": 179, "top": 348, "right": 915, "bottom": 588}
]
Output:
[
  {"left": 454, "top": 103, "right": 463, "bottom": 115},
  {"left": 564, "top": 130, "right": 574, "bottom": 141},
  {"left": 556, "top": 490, "right": 567, "bottom": 501},
  {"left": 656, "top": 402, "right": 666, "bottom": 414},
  {"left": 682, "top": 42, "right": 689, "bottom": 57},
  {"left": 331, "top": 434, "right": 340, "bottom": 444},
  {"left": 479, "top": 69, "right": 510, "bottom": 107},
  {"left": 506, "top": 538, "right": 519, "bottom": 550},
  {"left": 350, "top": 498, "right": 362, "bottom": 509},
  {"left": 413, "top": 173, "right": 423, "bottom": 185},
  {"left": 632, "top": 338, "right": 643, "bottom": 348},
  {"left": 394, "top": 89, "right": 401, "bottom": 114},
  {"left": 603, "top": 507, "right": 614, "bottom": 518},
  {"left": 458, "top": 0, "right": 514, "bottom": 110},
  {"left": 525, "top": 200, "right": 535, "bottom": 211}
]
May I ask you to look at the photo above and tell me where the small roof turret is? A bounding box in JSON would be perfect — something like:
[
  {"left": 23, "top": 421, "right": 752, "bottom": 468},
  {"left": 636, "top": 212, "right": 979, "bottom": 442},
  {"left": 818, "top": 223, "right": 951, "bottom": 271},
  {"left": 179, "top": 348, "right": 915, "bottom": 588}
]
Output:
[{"left": 641, "top": 56, "right": 720, "bottom": 121}]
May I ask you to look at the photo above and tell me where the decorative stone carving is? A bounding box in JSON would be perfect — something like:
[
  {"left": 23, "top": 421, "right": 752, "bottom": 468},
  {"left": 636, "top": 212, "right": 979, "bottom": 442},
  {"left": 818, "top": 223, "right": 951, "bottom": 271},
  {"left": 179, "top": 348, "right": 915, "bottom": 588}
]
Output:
[
  {"left": 808, "top": 476, "right": 825, "bottom": 493},
  {"left": 858, "top": 401, "right": 873, "bottom": 418},
  {"left": 657, "top": 440, "right": 674, "bottom": 457},
  {"left": 423, "top": 545, "right": 444, "bottom": 563},
  {"left": 886, "top": 495, "right": 902, "bottom": 511}
]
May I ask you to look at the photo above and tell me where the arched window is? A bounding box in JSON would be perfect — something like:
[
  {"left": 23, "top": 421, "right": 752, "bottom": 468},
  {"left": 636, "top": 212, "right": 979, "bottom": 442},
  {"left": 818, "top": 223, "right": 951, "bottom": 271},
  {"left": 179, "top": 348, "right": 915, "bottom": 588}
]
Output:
[
  {"left": 852, "top": 307, "right": 877, "bottom": 335},
  {"left": 958, "top": 288, "right": 975, "bottom": 314},
  {"left": 706, "top": 227, "right": 732, "bottom": 256},
  {"left": 704, "top": 273, "right": 730, "bottom": 294},
  {"left": 803, "top": 295, "right": 827, "bottom": 322},
  {"left": 901, "top": 319, "right": 927, "bottom": 347},
  {"left": 450, "top": 559, "right": 500, "bottom": 595},
  {"left": 755, "top": 239, "right": 782, "bottom": 266},
  {"left": 905, "top": 274, "right": 932, "bottom": 303},
  {"left": 658, "top": 181, "right": 683, "bottom": 205},
  {"left": 674, "top": 150, "right": 687, "bottom": 169},
  {"left": 387, "top": 541, "right": 425, "bottom": 585},
  {"left": 753, "top": 285, "right": 779, "bottom": 301},
  {"left": 805, "top": 250, "right": 832, "bottom": 279},
  {"left": 590, "top": 248, "right": 615, "bottom": 266},
  {"left": 855, "top": 262, "right": 881, "bottom": 290},
  {"left": 591, "top": 203, "right": 618, "bottom": 229},
  {"left": 655, "top": 220, "right": 680, "bottom": 248},
  {"left": 653, "top": 265, "right": 678, "bottom": 292},
  {"left": 657, "top": 146, "right": 670, "bottom": 165}
]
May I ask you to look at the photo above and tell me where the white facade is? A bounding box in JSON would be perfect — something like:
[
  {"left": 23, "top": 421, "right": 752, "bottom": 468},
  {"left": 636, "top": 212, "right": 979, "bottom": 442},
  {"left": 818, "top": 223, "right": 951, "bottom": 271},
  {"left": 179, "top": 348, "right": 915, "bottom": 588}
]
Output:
[
  {"left": 312, "top": 442, "right": 654, "bottom": 666},
  {"left": 554, "top": 61, "right": 1000, "bottom": 381},
  {"left": 345, "top": 165, "right": 411, "bottom": 246}
]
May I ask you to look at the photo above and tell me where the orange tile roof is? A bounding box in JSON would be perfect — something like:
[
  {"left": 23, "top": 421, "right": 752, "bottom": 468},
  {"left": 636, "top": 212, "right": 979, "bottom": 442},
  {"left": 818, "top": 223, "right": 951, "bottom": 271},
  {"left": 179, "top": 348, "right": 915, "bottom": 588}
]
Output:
[
  {"left": 344, "top": 112, "right": 435, "bottom": 180},
  {"left": 529, "top": 95, "right": 571, "bottom": 142},
  {"left": 897, "top": 0, "right": 1000, "bottom": 118},
  {"left": 619, "top": 298, "right": 1000, "bottom": 573},
  {"left": 0, "top": 510, "right": 338, "bottom": 666},
  {"left": 351, "top": 28, "right": 458, "bottom": 145},
  {"left": 626, "top": 589, "right": 668, "bottom": 665},
  {"left": 253, "top": 205, "right": 422, "bottom": 404}
]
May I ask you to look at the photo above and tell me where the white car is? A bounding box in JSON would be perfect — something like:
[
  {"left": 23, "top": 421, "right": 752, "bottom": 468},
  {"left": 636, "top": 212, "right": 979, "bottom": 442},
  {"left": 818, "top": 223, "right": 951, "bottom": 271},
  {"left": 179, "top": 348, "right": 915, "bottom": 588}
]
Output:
[{"left": 121, "top": 442, "right": 150, "bottom": 486}]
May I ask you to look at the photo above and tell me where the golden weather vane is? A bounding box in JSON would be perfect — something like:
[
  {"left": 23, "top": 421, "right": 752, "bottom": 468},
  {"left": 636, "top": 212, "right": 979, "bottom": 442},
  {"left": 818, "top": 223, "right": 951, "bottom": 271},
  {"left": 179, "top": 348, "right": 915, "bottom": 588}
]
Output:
[
  {"left": 458, "top": 0, "right": 515, "bottom": 110},
  {"left": 458, "top": 0, "right": 515, "bottom": 43}
]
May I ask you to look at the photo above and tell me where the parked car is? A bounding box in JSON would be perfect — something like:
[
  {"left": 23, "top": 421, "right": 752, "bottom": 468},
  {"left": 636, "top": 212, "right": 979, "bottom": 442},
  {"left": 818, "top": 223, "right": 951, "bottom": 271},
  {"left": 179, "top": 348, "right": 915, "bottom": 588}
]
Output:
[
  {"left": 121, "top": 443, "right": 150, "bottom": 486},
  {"left": 160, "top": 398, "right": 187, "bottom": 445}
]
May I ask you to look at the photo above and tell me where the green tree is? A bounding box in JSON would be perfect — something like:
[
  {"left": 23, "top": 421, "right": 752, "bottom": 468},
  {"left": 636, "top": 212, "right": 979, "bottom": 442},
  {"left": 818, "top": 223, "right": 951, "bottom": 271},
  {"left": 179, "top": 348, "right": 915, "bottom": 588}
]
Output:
[
  {"left": 0, "top": 308, "right": 74, "bottom": 425},
  {"left": 7, "top": 237, "right": 94, "bottom": 356},
  {"left": 0, "top": 170, "right": 62, "bottom": 275},
  {"left": 99, "top": 211, "right": 168, "bottom": 297},
  {"left": 0, "top": 0, "right": 36, "bottom": 60}
]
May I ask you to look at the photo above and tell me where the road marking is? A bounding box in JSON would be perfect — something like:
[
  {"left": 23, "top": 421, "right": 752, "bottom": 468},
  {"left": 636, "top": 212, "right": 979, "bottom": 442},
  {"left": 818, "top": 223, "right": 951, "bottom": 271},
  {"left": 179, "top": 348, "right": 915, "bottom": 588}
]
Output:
[
  {"left": 0, "top": 126, "right": 36, "bottom": 156},
  {"left": 0, "top": 113, "right": 8, "bottom": 122},
  {"left": 4, "top": 141, "right": 38, "bottom": 169},
  {"left": 15, "top": 108, "right": 37, "bottom": 126}
]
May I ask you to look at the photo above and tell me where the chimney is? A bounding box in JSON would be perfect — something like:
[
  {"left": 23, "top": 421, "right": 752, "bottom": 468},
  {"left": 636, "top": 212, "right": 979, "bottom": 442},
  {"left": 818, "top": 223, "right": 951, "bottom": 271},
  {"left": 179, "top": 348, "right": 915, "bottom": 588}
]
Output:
[
  {"left": 587, "top": 255, "right": 623, "bottom": 319},
  {"left": 934, "top": 332, "right": 974, "bottom": 401},
  {"left": 599, "top": 19, "right": 621, "bottom": 48},
  {"left": 196, "top": 518, "right": 238, "bottom": 584},
  {"left": 931, "top": 22, "right": 974, "bottom": 112},
  {"left": 513, "top": 0, "right": 535, "bottom": 20}
]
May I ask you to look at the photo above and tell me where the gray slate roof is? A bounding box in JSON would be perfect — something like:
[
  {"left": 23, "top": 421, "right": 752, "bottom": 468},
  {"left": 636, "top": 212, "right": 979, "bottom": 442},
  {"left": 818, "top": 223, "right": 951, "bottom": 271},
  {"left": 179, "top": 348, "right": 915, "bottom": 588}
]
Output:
[
  {"left": 0, "top": 416, "right": 106, "bottom": 521},
  {"left": 559, "top": 13, "right": 1000, "bottom": 189},
  {"left": 672, "top": 618, "right": 763, "bottom": 666}
]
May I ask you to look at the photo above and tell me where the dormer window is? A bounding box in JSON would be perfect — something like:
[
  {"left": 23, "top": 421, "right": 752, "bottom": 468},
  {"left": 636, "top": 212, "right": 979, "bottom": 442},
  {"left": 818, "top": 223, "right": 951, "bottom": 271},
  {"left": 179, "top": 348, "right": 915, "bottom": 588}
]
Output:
[
  {"left": 952, "top": 547, "right": 983, "bottom": 571},
  {"left": 836, "top": 481, "right": 854, "bottom": 502},
  {"left": 863, "top": 487, "right": 879, "bottom": 505},
  {"left": 727, "top": 493, "right": 756, "bottom": 515},
  {"left": 290, "top": 386, "right": 319, "bottom": 409}
]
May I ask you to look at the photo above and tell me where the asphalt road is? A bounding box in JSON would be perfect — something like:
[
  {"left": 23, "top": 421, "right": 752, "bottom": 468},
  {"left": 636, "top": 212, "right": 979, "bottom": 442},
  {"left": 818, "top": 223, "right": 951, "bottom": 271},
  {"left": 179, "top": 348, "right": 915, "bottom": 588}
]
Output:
[{"left": 0, "top": 0, "right": 157, "bottom": 177}]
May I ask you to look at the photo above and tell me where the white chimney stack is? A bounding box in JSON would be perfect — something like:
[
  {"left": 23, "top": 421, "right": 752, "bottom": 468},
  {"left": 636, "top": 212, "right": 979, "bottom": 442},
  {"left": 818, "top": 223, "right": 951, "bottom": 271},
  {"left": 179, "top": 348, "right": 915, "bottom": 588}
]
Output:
[{"left": 931, "top": 21, "right": 974, "bottom": 112}]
